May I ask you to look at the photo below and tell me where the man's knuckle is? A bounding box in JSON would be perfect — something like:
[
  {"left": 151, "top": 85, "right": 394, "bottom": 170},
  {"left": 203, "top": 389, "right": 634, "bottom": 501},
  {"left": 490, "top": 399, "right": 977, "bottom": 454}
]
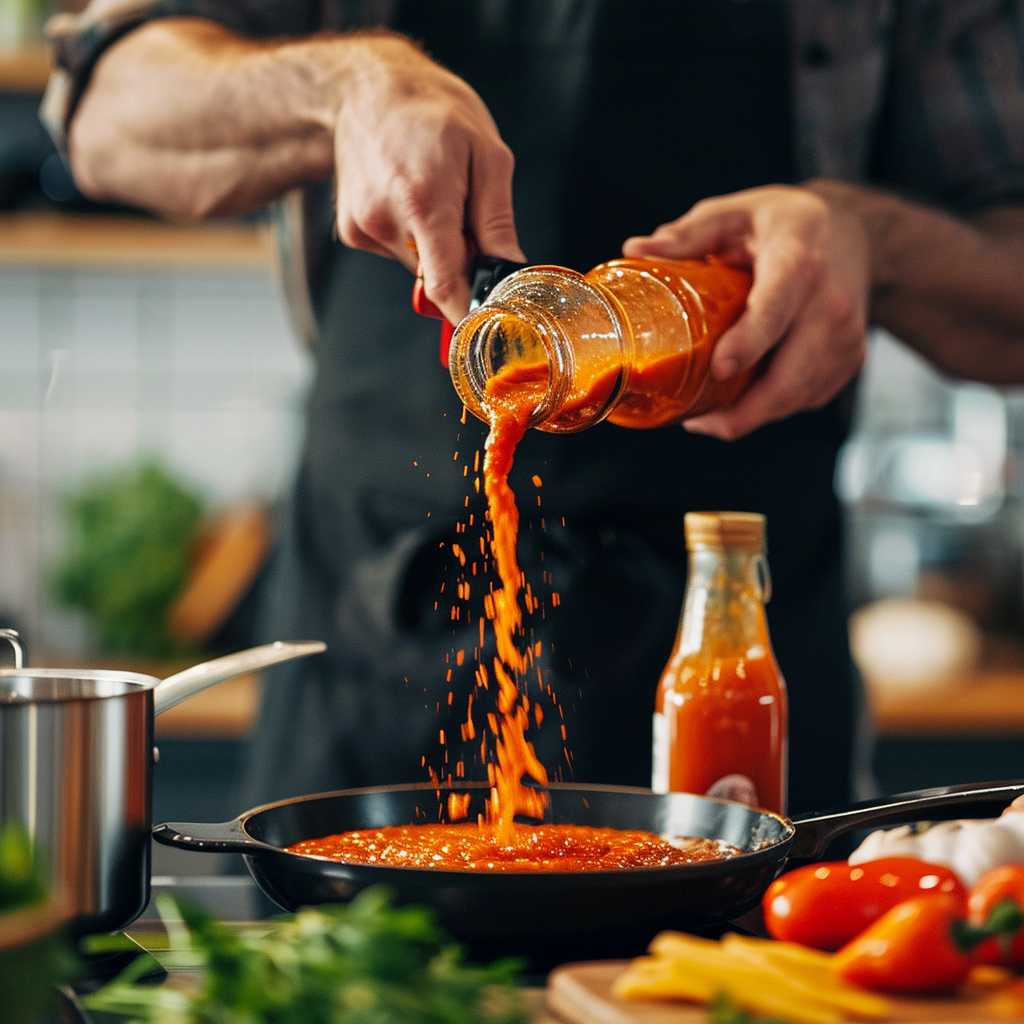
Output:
[
  {"left": 489, "top": 140, "right": 515, "bottom": 175},
  {"left": 335, "top": 213, "right": 361, "bottom": 248},
  {"left": 823, "top": 286, "right": 856, "bottom": 325},
  {"left": 394, "top": 177, "right": 434, "bottom": 222},
  {"left": 426, "top": 274, "right": 461, "bottom": 306},
  {"left": 358, "top": 203, "right": 397, "bottom": 242},
  {"left": 790, "top": 243, "right": 826, "bottom": 283}
]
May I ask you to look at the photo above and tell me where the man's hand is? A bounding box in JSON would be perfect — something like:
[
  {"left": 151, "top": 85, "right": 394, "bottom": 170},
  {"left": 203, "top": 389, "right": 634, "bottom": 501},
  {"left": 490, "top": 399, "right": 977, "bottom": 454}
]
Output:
[
  {"left": 622, "top": 184, "right": 870, "bottom": 440},
  {"left": 70, "top": 23, "right": 524, "bottom": 326},
  {"left": 333, "top": 35, "right": 525, "bottom": 324}
]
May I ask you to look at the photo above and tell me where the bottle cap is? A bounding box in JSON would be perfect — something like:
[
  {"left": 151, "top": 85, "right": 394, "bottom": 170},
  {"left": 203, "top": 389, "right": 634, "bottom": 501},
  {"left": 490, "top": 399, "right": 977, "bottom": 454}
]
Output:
[{"left": 685, "top": 511, "right": 765, "bottom": 551}]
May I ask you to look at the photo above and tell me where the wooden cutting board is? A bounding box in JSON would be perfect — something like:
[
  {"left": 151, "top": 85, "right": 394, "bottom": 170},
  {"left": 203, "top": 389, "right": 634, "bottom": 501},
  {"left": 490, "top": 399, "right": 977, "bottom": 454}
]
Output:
[{"left": 545, "top": 960, "right": 1024, "bottom": 1024}]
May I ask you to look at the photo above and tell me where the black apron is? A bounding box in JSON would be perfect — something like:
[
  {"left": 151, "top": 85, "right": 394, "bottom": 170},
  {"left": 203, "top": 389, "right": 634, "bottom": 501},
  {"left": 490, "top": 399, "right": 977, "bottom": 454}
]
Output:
[{"left": 241, "top": 0, "right": 860, "bottom": 816}]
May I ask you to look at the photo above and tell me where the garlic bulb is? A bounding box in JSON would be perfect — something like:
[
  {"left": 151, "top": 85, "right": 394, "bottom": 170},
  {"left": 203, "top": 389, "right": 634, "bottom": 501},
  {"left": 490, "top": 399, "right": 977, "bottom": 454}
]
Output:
[{"left": 849, "top": 809, "right": 1024, "bottom": 887}]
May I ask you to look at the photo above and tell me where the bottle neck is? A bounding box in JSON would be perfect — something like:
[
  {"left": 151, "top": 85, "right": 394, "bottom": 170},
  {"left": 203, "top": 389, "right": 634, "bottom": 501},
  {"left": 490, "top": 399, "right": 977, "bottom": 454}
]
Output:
[
  {"left": 678, "top": 545, "right": 772, "bottom": 659},
  {"left": 448, "top": 267, "right": 630, "bottom": 433}
]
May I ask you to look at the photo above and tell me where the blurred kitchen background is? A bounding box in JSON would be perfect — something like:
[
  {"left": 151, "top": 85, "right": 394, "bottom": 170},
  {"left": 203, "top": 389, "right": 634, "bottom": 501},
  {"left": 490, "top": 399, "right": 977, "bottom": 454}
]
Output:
[
  {"left": 2, "top": 4, "right": 1023, "bottom": 880},
  {"left": 0, "top": 5, "right": 313, "bottom": 878}
]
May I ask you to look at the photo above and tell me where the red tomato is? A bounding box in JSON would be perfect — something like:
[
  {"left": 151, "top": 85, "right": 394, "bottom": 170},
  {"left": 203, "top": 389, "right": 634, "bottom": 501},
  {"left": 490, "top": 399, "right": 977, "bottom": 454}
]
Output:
[
  {"left": 968, "top": 864, "right": 1024, "bottom": 966},
  {"left": 762, "top": 856, "right": 966, "bottom": 951},
  {"left": 833, "top": 891, "right": 973, "bottom": 994}
]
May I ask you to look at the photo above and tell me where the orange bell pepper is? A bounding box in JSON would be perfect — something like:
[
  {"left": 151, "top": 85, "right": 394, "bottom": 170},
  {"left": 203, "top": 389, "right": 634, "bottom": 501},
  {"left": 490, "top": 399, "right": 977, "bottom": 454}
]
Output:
[
  {"left": 968, "top": 864, "right": 1024, "bottom": 967},
  {"left": 833, "top": 891, "right": 976, "bottom": 994}
]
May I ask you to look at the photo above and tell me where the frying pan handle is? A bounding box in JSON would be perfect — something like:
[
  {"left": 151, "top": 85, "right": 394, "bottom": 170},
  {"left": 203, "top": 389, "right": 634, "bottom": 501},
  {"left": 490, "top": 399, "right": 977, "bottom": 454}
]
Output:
[
  {"left": 152, "top": 819, "right": 277, "bottom": 855},
  {"left": 789, "top": 779, "right": 1024, "bottom": 863}
]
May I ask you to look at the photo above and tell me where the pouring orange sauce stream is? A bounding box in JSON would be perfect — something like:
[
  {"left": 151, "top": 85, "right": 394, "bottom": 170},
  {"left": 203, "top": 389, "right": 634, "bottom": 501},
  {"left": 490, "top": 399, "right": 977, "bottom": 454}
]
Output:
[
  {"left": 286, "top": 367, "right": 743, "bottom": 871},
  {"left": 286, "top": 260, "right": 753, "bottom": 871}
]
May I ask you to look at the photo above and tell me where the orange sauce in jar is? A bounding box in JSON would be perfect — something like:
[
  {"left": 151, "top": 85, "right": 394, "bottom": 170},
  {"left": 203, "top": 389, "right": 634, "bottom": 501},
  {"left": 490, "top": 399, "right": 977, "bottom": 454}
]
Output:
[
  {"left": 595, "top": 257, "right": 752, "bottom": 428},
  {"left": 450, "top": 256, "right": 754, "bottom": 434}
]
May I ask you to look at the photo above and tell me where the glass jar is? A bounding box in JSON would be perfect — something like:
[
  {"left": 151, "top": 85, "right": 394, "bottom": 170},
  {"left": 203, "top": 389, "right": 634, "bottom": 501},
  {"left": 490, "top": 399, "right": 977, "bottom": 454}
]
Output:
[
  {"left": 449, "top": 256, "right": 753, "bottom": 432},
  {"left": 652, "top": 511, "right": 788, "bottom": 814}
]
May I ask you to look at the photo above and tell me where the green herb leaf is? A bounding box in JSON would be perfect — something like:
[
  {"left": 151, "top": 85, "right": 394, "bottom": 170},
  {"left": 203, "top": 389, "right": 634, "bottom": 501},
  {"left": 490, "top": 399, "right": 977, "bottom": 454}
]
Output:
[
  {"left": 52, "top": 459, "right": 205, "bottom": 658},
  {"left": 709, "top": 992, "right": 793, "bottom": 1024},
  {"left": 85, "top": 887, "right": 529, "bottom": 1024}
]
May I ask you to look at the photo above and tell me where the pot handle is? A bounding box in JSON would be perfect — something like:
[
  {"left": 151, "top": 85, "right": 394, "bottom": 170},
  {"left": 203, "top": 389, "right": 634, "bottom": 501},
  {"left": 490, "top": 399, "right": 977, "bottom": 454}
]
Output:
[
  {"left": 152, "top": 818, "right": 277, "bottom": 855},
  {"left": 789, "top": 779, "right": 1024, "bottom": 863},
  {"left": 153, "top": 640, "right": 326, "bottom": 716}
]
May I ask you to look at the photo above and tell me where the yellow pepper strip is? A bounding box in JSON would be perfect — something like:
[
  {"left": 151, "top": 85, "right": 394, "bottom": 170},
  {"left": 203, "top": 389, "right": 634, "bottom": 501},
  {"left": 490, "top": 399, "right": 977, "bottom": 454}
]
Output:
[
  {"left": 614, "top": 945, "right": 841, "bottom": 1024},
  {"left": 717, "top": 934, "right": 891, "bottom": 1018},
  {"left": 720, "top": 933, "right": 835, "bottom": 974},
  {"left": 964, "top": 964, "right": 1015, "bottom": 992},
  {"left": 612, "top": 954, "right": 718, "bottom": 1003},
  {"left": 614, "top": 931, "right": 892, "bottom": 1024}
]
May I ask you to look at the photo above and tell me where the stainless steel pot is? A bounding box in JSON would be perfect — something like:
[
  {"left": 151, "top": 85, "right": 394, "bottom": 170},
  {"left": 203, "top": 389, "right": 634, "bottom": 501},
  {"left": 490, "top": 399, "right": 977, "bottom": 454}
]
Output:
[{"left": 0, "top": 630, "right": 325, "bottom": 937}]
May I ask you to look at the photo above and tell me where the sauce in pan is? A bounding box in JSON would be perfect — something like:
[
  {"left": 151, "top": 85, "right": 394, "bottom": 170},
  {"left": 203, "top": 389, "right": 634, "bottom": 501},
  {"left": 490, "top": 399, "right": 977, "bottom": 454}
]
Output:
[{"left": 285, "top": 823, "right": 741, "bottom": 872}]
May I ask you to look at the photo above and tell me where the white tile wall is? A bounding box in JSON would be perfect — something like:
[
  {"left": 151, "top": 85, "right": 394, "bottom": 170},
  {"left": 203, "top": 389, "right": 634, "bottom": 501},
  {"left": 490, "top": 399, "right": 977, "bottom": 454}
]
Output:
[{"left": 0, "top": 265, "right": 312, "bottom": 656}]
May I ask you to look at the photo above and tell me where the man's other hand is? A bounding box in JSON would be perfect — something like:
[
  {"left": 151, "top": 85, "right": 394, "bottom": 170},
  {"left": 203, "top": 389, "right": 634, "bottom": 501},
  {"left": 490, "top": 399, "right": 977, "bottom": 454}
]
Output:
[{"left": 623, "top": 184, "right": 869, "bottom": 440}]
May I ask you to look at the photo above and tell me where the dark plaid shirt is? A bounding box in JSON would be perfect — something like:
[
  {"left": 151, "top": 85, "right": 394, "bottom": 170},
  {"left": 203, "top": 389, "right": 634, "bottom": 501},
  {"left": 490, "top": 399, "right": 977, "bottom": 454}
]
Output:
[{"left": 43, "top": 0, "right": 1024, "bottom": 213}]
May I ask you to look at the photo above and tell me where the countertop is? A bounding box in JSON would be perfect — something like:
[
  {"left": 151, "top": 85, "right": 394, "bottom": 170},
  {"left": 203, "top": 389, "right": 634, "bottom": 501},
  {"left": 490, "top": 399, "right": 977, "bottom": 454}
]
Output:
[
  {"left": 147, "top": 662, "right": 1024, "bottom": 741},
  {"left": 868, "top": 673, "right": 1024, "bottom": 737},
  {"left": 29, "top": 651, "right": 1024, "bottom": 741}
]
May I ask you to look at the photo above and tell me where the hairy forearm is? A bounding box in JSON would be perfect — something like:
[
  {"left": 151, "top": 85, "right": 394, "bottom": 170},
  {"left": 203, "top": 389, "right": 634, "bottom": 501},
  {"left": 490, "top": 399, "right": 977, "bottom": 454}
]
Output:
[
  {"left": 70, "top": 19, "right": 386, "bottom": 219},
  {"left": 808, "top": 179, "right": 1024, "bottom": 382}
]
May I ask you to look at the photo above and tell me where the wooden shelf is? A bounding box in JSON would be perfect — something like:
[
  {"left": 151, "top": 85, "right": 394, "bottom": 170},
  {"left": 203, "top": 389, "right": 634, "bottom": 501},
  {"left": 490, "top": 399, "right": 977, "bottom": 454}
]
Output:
[
  {"left": 869, "top": 672, "right": 1024, "bottom": 738},
  {"left": 0, "top": 44, "right": 51, "bottom": 92},
  {"left": 0, "top": 211, "right": 276, "bottom": 270}
]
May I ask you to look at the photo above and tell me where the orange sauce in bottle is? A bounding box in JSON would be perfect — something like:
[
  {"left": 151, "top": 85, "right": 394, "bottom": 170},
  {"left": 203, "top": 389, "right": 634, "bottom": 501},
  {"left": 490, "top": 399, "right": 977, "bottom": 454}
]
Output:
[{"left": 652, "top": 512, "right": 787, "bottom": 815}]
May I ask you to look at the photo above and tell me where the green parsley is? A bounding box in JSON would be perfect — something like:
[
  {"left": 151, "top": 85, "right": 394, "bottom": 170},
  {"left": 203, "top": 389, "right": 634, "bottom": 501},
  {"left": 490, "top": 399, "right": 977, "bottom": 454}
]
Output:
[{"left": 84, "top": 886, "right": 529, "bottom": 1024}]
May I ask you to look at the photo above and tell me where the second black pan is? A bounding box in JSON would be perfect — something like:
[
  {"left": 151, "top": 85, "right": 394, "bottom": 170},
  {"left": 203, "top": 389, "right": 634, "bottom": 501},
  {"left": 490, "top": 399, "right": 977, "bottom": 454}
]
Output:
[{"left": 155, "top": 779, "right": 1024, "bottom": 967}]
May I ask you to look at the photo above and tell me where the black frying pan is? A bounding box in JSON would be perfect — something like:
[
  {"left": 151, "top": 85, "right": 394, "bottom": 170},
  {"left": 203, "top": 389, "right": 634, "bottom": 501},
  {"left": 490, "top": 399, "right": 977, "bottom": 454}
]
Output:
[{"left": 154, "top": 780, "right": 1024, "bottom": 968}]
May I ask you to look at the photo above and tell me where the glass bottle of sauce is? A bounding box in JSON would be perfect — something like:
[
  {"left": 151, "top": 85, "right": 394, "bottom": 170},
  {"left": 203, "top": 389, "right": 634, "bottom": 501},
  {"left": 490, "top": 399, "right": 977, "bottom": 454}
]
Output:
[
  {"left": 652, "top": 512, "right": 787, "bottom": 814},
  {"left": 449, "top": 256, "right": 752, "bottom": 432}
]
